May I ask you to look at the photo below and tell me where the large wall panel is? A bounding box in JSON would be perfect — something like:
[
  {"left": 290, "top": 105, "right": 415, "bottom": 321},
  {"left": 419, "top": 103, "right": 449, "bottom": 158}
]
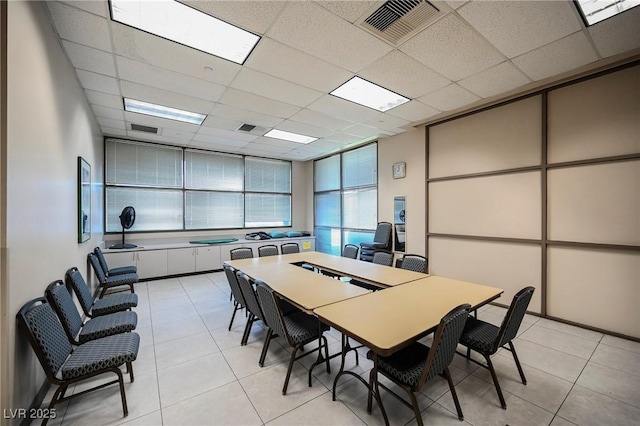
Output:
[
  {"left": 429, "top": 96, "right": 541, "bottom": 178},
  {"left": 547, "top": 247, "right": 640, "bottom": 338},
  {"left": 548, "top": 160, "right": 640, "bottom": 245},
  {"left": 429, "top": 172, "right": 541, "bottom": 239},
  {"left": 548, "top": 66, "right": 640, "bottom": 163},
  {"left": 429, "top": 237, "right": 542, "bottom": 313}
]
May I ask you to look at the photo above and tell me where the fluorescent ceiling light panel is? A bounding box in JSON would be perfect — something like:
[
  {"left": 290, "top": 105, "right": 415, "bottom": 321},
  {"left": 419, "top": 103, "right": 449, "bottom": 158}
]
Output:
[
  {"left": 575, "top": 0, "right": 640, "bottom": 25},
  {"left": 330, "top": 76, "right": 410, "bottom": 112},
  {"left": 124, "top": 98, "right": 206, "bottom": 125},
  {"left": 264, "top": 129, "right": 317, "bottom": 144},
  {"left": 110, "top": 0, "right": 260, "bottom": 64}
]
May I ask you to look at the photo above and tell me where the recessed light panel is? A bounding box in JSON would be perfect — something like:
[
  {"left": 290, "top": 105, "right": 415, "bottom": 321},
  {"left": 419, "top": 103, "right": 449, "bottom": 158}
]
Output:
[
  {"left": 110, "top": 0, "right": 260, "bottom": 64},
  {"left": 330, "top": 76, "right": 410, "bottom": 112},
  {"left": 575, "top": 0, "right": 640, "bottom": 26},
  {"left": 124, "top": 98, "right": 206, "bottom": 125},
  {"left": 264, "top": 129, "right": 317, "bottom": 144}
]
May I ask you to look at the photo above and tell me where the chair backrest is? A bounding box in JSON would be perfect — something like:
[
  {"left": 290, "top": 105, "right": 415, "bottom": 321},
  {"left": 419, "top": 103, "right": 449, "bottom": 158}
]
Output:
[
  {"left": 496, "top": 286, "right": 535, "bottom": 349},
  {"left": 373, "top": 222, "right": 392, "bottom": 245},
  {"left": 400, "top": 254, "right": 428, "bottom": 273},
  {"left": 419, "top": 304, "right": 471, "bottom": 388},
  {"left": 223, "top": 264, "right": 246, "bottom": 308},
  {"left": 88, "top": 253, "right": 107, "bottom": 284},
  {"left": 258, "top": 245, "right": 279, "bottom": 257},
  {"left": 230, "top": 247, "right": 253, "bottom": 260},
  {"left": 16, "top": 297, "right": 73, "bottom": 381},
  {"left": 372, "top": 250, "right": 394, "bottom": 266},
  {"left": 342, "top": 244, "right": 359, "bottom": 259},
  {"left": 255, "top": 281, "right": 289, "bottom": 343},
  {"left": 280, "top": 243, "right": 300, "bottom": 255},
  {"left": 94, "top": 247, "right": 110, "bottom": 274},
  {"left": 45, "top": 280, "right": 84, "bottom": 343},
  {"left": 236, "top": 271, "right": 263, "bottom": 321},
  {"left": 65, "top": 267, "right": 94, "bottom": 316}
]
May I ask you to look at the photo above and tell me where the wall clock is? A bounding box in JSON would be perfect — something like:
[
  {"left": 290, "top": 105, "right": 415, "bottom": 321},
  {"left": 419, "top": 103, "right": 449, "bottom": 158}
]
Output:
[{"left": 392, "top": 162, "right": 406, "bottom": 179}]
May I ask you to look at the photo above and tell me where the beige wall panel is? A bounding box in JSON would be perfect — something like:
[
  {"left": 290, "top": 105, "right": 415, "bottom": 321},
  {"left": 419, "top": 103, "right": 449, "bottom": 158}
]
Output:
[
  {"left": 548, "top": 160, "right": 640, "bottom": 245},
  {"left": 429, "top": 96, "right": 541, "bottom": 178},
  {"left": 548, "top": 66, "right": 640, "bottom": 163},
  {"left": 429, "top": 237, "right": 542, "bottom": 313},
  {"left": 429, "top": 172, "right": 541, "bottom": 239},
  {"left": 547, "top": 247, "right": 640, "bottom": 338}
]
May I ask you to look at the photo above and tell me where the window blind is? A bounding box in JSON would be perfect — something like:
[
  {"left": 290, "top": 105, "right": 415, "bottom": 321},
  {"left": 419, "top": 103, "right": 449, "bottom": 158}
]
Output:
[
  {"left": 184, "top": 150, "right": 243, "bottom": 191},
  {"left": 106, "top": 139, "right": 183, "bottom": 187},
  {"left": 245, "top": 157, "right": 291, "bottom": 193},
  {"left": 314, "top": 154, "right": 340, "bottom": 192}
]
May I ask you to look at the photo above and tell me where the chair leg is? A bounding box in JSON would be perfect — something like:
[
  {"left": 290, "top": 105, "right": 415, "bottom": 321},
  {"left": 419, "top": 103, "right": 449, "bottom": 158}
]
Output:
[
  {"left": 509, "top": 341, "right": 527, "bottom": 385},
  {"left": 485, "top": 354, "right": 507, "bottom": 409},
  {"left": 127, "top": 361, "right": 135, "bottom": 382},
  {"left": 259, "top": 328, "right": 273, "bottom": 367},
  {"left": 283, "top": 346, "right": 300, "bottom": 395},
  {"left": 323, "top": 336, "right": 330, "bottom": 374},
  {"left": 443, "top": 367, "right": 464, "bottom": 420},
  {"left": 115, "top": 369, "right": 129, "bottom": 417},
  {"left": 406, "top": 389, "right": 423, "bottom": 426},
  {"left": 228, "top": 301, "right": 238, "bottom": 331},
  {"left": 241, "top": 313, "right": 255, "bottom": 346}
]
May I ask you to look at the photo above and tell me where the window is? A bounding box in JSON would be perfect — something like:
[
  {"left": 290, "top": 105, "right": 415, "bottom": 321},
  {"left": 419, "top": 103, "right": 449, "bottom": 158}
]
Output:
[
  {"left": 105, "top": 139, "right": 292, "bottom": 232},
  {"left": 314, "top": 143, "right": 378, "bottom": 255}
]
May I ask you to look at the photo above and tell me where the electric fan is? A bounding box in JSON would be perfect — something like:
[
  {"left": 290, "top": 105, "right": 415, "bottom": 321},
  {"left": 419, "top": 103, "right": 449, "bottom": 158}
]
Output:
[{"left": 109, "top": 206, "right": 137, "bottom": 249}]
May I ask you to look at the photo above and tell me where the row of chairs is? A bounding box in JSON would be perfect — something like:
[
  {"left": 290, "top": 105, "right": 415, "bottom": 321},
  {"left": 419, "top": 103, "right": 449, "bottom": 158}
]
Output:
[{"left": 17, "top": 250, "right": 141, "bottom": 425}]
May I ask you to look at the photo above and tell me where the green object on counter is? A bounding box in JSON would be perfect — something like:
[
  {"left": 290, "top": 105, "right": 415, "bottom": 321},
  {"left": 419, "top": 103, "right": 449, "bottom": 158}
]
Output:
[{"left": 189, "top": 238, "right": 238, "bottom": 245}]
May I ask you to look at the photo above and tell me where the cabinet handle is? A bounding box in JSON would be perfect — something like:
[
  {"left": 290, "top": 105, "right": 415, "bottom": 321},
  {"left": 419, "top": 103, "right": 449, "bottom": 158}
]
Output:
[{"left": 137, "top": 253, "right": 140, "bottom": 261}]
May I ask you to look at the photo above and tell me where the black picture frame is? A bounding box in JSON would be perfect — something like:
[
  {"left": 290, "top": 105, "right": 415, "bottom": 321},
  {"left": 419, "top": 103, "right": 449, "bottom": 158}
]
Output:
[{"left": 78, "top": 156, "right": 91, "bottom": 243}]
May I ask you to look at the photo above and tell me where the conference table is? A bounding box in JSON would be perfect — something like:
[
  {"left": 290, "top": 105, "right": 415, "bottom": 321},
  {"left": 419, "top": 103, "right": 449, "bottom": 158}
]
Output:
[{"left": 225, "top": 251, "right": 503, "bottom": 424}]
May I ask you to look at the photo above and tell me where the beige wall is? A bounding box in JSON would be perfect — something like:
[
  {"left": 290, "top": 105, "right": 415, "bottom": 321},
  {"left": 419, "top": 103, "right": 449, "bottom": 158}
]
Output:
[
  {"left": 6, "top": 1, "right": 104, "bottom": 416},
  {"left": 1, "top": 0, "right": 7, "bottom": 422}
]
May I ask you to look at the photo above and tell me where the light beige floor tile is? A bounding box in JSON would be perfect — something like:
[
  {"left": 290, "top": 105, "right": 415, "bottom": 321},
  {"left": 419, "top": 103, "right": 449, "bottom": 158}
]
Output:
[
  {"left": 601, "top": 335, "right": 640, "bottom": 353},
  {"left": 590, "top": 342, "right": 640, "bottom": 375},
  {"left": 438, "top": 375, "right": 554, "bottom": 426},
  {"left": 131, "top": 343, "right": 157, "bottom": 376},
  {"left": 222, "top": 338, "right": 290, "bottom": 378},
  {"left": 549, "top": 415, "right": 578, "bottom": 426},
  {"left": 267, "top": 391, "right": 365, "bottom": 425},
  {"left": 135, "top": 326, "right": 154, "bottom": 348},
  {"left": 509, "top": 338, "right": 587, "bottom": 382},
  {"left": 239, "top": 361, "right": 328, "bottom": 423},
  {"left": 149, "top": 294, "right": 193, "bottom": 311},
  {"left": 209, "top": 324, "right": 247, "bottom": 350},
  {"left": 577, "top": 361, "right": 640, "bottom": 408},
  {"left": 557, "top": 385, "right": 640, "bottom": 426},
  {"left": 518, "top": 325, "right": 599, "bottom": 359},
  {"left": 157, "top": 352, "right": 236, "bottom": 407},
  {"left": 151, "top": 304, "right": 200, "bottom": 326},
  {"left": 155, "top": 331, "right": 220, "bottom": 371},
  {"left": 407, "top": 402, "right": 474, "bottom": 426},
  {"left": 116, "top": 409, "right": 162, "bottom": 425},
  {"left": 152, "top": 316, "right": 207, "bottom": 344},
  {"left": 535, "top": 318, "right": 604, "bottom": 342},
  {"left": 419, "top": 364, "right": 474, "bottom": 402},
  {"left": 162, "top": 381, "right": 262, "bottom": 426},
  {"left": 298, "top": 340, "right": 371, "bottom": 390}
]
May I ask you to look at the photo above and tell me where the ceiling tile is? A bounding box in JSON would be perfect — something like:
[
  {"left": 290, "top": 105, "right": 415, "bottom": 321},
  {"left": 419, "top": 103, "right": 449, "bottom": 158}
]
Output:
[
  {"left": 247, "top": 138, "right": 302, "bottom": 151},
  {"left": 192, "top": 131, "right": 254, "bottom": 147},
  {"left": 273, "top": 120, "right": 331, "bottom": 138},
  {"left": 116, "top": 57, "right": 226, "bottom": 102},
  {"left": 230, "top": 68, "right": 323, "bottom": 108},
  {"left": 219, "top": 88, "right": 301, "bottom": 119},
  {"left": 342, "top": 123, "right": 387, "bottom": 138},
  {"left": 85, "top": 90, "right": 123, "bottom": 110},
  {"left": 124, "top": 111, "right": 201, "bottom": 133},
  {"left": 182, "top": 0, "right": 287, "bottom": 35},
  {"left": 316, "top": 1, "right": 379, "bottom": 23},
  {"left": 188, "top": 139, "right": 248, "bottom": 153},
  {"left": 61, "top": 1, "right": 108, "bottom": 17},
  {"left": 267, "top": 1, "right": 392, "bottom": 72},
  {"left": 444, "top": 1, "right": 468, "bottom": 10},
  {"left": 47, "top": 2, "right": 111, "bottom": 51},
  {"left": 101, "top": 127, "right": 127, "bottom": 137},
  {"left": 76, "top": 70, "right": 120, "bottom": 95},
  {"left": 360, "top": 114, "right": 410, "bottom": 132},
  {"left": 459, "top": 62, "right": 531, "bottom": 99},
  {"left": 385, "top": 100, "right": 441, "bottom": 122},
  {"left": 588, "top": 5, "right": 640, "bottom": 58},
  {"left": 418, "top": 83, "right": 480, "bottom": 111},
  {"left": 97, "top": 117, "right": 125, "bottom": 130},
  {"left": 160, "top": 129, "right": 195, "bottom": 140},
  {"left": 209, "top": 104, "right": 285, "bottom": 129},
  {"left": 400, "top": 13, "right": 504, "bottom": 81},
  {"left": 458, "top": 0, "right": 582, "bottom": 58},
  {"left": 287, "top": 109, "right": 354, "bottom": 132},
  {"left": 307, "top": 95, "right": 381, "bottom": 123},
  {"left": 62, "top": 41, "right": 116, "bottom": 76},
  {"left": 359, "top": 50, "right": 451, "bottom": 99},
  {"left": 513, "top": 32, "right": 599, "bottom": 82},
  {"left": 92, "top": 105, "right": 124, "bottom": 121},
  {"left": 120, "top": 81, "right": 215, "bottom": 116},
  {"left": 126, "top": 130, "right": 189, "bottom": 146},
  {"left": 111, "top": 24, "right": 241, "bottom": 86},
  {"left": 323, "top": 132, "right": 369, "bottom": 145},
  {"left": 245, "top": 37, "right": 352, "bottom": 92},
  {"left": 199, "top": 115, "right": 244, "bottom": 132},
  {"left": 195, "top": 126, "right": 260, "bottom": 143}
]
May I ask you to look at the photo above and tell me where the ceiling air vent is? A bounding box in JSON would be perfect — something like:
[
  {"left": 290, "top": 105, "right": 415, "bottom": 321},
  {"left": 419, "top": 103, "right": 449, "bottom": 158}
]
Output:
[
  {"left": 237, "top": 123, "right": 257, "bottom": 132},
  {"left": 130, "top": 123, "right": 158, "bottom": 134},
  {"left": 360, "top": 0, "right": 440, "bottom": 45}
]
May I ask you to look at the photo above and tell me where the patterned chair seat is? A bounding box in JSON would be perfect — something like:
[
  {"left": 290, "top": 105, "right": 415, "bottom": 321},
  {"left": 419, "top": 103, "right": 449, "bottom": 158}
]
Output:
[
  {"left": 367, "top": 343, "right": 430, "bottom": 389},
  {"left": 91, "top": 293, "right": 138, "bottom": 316},
  {"left": 459, "top": 317, "right": 499, "bottom": 353},
  {"left": 62, "top": 332, "right": 139, "bottom": 380},
  {"left": 78, "top": 311, "right": 137, "bottom": 344}
]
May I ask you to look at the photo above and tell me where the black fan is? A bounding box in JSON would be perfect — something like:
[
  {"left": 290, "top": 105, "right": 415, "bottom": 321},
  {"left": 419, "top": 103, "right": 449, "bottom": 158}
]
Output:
[{"left": 109, "top": 206, "right": 137, "bottom": 249}]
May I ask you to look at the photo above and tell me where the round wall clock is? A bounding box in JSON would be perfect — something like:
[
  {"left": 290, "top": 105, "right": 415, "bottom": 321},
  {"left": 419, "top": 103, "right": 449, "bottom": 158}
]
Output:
[{"left": 392, "top": 162, "right": 406, "bottom": 179}]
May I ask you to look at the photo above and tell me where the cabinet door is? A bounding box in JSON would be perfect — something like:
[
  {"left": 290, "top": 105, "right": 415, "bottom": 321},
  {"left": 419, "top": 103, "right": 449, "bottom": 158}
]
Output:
[
  {"left": 195, "top": 246, "right": 221, "bottom": 272},
  {"left": 104, "top": 251, "right": 137, "bottom": 269},
  {"left": 167, "top": 248, "right": 196, "bottom": 275},
  {"left": 136, "top": 250, "right": 168, "bottom": 279}
]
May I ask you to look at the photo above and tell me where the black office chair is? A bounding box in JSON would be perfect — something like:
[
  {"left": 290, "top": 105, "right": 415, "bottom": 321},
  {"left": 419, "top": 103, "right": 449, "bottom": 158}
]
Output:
[
  {"left": 458, "top": 286, "right": 535, "bottom": 409},
  {"left": 224, "top": 264, "right": 246, "bottom": 331},
  {"left": 65, "top": 267, "right": 138, "bottom": 318},
  {"left": 94, "top": 247, "right": 137, "bottom": 276},
  {"left": 399, "top": 254, "right": 428, "bottom": 273},
  {"left": 230, "top": 247, "right": 253, "bottom": 260},
  {"left": 360, "top": 222, "right": 392, "bottom": 262},
  {"left": 366, "top": 304, "right": 471, "bottom": 426},
  {"left": 258, "top": 245, "right": 279, "bottom": 257},
  {"left": 342, "top": 244, "right": 359, "bottom": 259},
  {"left": 236, "top": 271, "right": 266, "bottom": 346},
  {"left": 280, "top": 242, "right": 300, "bottom": 254},
  {"left": 88, "top": 253, "right": 137, "bottom": 297},
  {"left": 372, "top": 250, "right": 394, "bottom": 267}
]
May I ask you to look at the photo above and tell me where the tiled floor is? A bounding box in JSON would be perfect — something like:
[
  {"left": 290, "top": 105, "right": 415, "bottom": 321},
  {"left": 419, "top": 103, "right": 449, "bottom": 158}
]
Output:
[{"left": 44, "top": 272, "right": 640, "bottom": 425}]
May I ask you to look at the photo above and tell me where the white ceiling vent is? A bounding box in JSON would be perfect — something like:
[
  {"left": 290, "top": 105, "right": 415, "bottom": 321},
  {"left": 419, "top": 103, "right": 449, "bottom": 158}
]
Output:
[
  {"left": 235, "top": 123, "right": 267, "bottom": 135},
  {"left": 359, "top": 0, "right": 441, "bottom": 45},
  {"left": 130, "top": 123, "right": 158, "bottom": 134}
]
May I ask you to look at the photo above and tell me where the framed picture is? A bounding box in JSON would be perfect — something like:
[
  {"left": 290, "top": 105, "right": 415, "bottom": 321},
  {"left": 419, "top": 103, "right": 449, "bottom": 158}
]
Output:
[{"left": 78, "top": 156, "right": 91, "bottom": 243}]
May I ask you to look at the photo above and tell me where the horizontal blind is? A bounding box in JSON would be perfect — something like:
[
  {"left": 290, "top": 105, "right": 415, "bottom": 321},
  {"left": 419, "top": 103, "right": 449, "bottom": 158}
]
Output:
[
  {"left": 245, "top": 194, "right": 291, "bottom": 227},
  {"left": 185, "top": 191, "right": 243, "bottom": 229},
  {"left": 185, "top": 150, "right": 243, "bottom": 191},
  {"left": 245, "top": 157, "right": 291, "bottom": 193},
  {"left": 314, "top": 192, "right": 340, "bottom": 227},
  {"left": 342, "top": 144, "right": 377, "bottom": 188},
  {"left": 106, "top": 139, "right": 183, "bottom": 187},
  {"left": 343, "top": 188, "right": 377, "bottom": 229},
  {"left": 314, "top": 154, "right": 340, "bottom": 191},
  {"left": 106, "top": 187, "right": 183, "bottom": 232}
]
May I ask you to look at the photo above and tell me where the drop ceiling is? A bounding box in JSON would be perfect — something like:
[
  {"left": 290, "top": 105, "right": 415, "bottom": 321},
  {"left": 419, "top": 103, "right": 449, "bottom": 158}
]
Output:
[{"left": 46, "top": 0, "right": 640, "bottom": 161}]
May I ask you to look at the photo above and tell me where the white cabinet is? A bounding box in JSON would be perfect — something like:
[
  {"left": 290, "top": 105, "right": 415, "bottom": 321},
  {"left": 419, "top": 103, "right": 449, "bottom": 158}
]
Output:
[
  {"left": 195, "top": 246, "right": 221, "bottom": 272},
  {"left": 167, "top": 248, "right": 195, "bottom": 276},
  {"left": 104, "top": 250, "right": 167, "bottom": 280}
]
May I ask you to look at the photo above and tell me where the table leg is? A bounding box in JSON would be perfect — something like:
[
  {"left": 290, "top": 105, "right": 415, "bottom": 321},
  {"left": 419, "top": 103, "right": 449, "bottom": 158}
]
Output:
[{"left": 367, "top": 354, "right": 389, "bottom": 425}]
